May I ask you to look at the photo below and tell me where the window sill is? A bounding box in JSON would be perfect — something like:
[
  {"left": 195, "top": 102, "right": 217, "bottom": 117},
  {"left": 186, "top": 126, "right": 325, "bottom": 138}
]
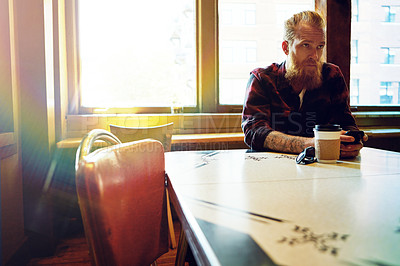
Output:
[
  {"left": 0, "top": 132, "right": 15, "bottom": 148},
  {"left": 352, "top": 111, "right": 400, "bottom": 118},
  {"left": 65, "top": 113, "right": 243, "bottom": 138},
  {"left": 65, "top": 111, "right": 400, "bottom": 138},
  {"left": 353, "top": 111, "right": 400, "bottom": 127},
  {"left": 0, "top": 132, "right": 17, "bottom": 159},
  {"left": 57, "top": 132, "right": 247, "bottom": 150},
  {"left": 57, "top": 127, "right": 400, "bottom": 152}
]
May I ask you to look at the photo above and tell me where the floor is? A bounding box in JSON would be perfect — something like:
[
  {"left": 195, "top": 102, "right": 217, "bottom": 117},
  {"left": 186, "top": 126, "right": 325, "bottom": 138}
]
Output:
[{"left": 27, "top": 219, "right": 184, "bottom": 266}]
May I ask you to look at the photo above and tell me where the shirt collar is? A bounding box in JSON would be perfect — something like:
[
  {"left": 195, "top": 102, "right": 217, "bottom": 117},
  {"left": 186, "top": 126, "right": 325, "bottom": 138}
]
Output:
[{"left": 277, "top": 61, "right": 292, "bottom": 93}]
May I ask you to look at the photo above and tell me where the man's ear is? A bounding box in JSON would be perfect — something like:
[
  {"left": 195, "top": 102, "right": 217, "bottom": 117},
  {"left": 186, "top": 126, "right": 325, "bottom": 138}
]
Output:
[{"left": 282, "top": 41, "right": 289, "bottom": 55}]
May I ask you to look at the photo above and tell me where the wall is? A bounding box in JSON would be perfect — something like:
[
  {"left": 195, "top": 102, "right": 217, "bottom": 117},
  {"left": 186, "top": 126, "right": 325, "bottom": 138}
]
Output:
[
  {"left": 0, "top": 0, "right": 25, "bottom": 264},
  {"left": 11, "top": 0, "right": 61, "bottom": 259},
  {"left": 1, "top": 0, "right": 67, "bottom": 264}
]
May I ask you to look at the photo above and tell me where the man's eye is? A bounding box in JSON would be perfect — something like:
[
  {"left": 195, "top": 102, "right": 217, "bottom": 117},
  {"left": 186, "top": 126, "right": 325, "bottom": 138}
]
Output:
[
  {"left": 317, "top": 45, "right": 325, "bottom": 49},
  {"left": 303, "top": 43, "right": 309, "bottom": 48}
]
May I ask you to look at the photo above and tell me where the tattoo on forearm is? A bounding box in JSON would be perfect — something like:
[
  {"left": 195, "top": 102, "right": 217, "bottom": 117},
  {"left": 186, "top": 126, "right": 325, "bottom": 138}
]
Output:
[{"left": 264, "top": 131, "right": 311, "bottom": 154}]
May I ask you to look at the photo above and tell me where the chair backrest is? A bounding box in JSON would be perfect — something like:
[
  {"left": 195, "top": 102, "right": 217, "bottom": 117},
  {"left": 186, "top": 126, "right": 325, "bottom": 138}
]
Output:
[
  {"left": 76, "top": 132, "right": 169, "bottom": 266},
  {"left": 109, "top": 122, "right": 174, "bottom": 152},
  {"left": 75, "top": 129, "right": 122, "bottom": 171}
]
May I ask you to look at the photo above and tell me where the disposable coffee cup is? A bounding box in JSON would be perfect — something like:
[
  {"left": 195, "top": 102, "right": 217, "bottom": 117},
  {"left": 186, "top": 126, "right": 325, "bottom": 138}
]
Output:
[{"left": 313, "top": 124, "right": 342, "bottom": 163}]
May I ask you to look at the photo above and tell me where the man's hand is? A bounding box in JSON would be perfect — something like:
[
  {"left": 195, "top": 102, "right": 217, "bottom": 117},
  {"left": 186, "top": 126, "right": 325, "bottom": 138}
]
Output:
[{"left": 340, "top": 130, "right": 368, "bottom": 158}]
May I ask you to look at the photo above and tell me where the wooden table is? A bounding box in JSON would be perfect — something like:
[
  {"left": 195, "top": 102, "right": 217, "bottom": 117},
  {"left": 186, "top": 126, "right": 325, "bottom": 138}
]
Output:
[{"left": 165, "top": 147, "right": 400, "bottom": 266}]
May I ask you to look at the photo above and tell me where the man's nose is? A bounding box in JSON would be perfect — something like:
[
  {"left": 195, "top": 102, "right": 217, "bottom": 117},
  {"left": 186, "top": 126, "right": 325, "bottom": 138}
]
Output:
[{"left": 309, "top": 48, "right": 319, "bottom": 60}]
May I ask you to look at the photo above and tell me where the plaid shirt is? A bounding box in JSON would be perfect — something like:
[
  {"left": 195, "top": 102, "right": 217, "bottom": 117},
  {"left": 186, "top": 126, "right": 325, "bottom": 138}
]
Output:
[{"left": 242, "top": 62, "right": 358, "bottom": 151}]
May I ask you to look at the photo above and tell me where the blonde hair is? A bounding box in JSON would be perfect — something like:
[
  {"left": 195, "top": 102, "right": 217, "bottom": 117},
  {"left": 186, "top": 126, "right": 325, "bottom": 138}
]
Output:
[{"left": 284, "top": 11, "right": 326, "bottom": 45}]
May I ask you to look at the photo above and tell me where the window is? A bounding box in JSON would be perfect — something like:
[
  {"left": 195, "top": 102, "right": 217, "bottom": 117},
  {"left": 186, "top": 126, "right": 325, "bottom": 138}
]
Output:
[
  {"left": 350, "top": 79, "right": 360, "bottom": 105},
  {"left": 352, "top": 0, "right": 359, "bottom": 22},
  {"left": 219, "top": 41, "right": 257, "bottom": 64},
  {"left": 351, "top": 0, "right": 400, "bottom": 106},
  {"left": 382, "top": 5, "right": 400, "bottom": 22},
  {"left": 381, "top": 47, "right": 400, "bottom": 65},
  {"left": 351, "top": 40, "right": 358, "bottom": 64},
  {"left": 219, "top": 3, "right": 256, "bottom": 26},
  {"left": 380, "top": 82, "right": 400, "bottom": 104},
  {"left": 73, "top": 0, "right": 400, "bottom": 113},
  {"left": 380, "top": 82, "right": 393, "bottom": 104},
  {"left": 218, "top": 0, "right": 315, "bottom": 105},
  {"left": 219, "top": 78, "right": 249, "bottom": 105},
  {"left": 73, "top": 0, "right": 316, "bottom": 113},
  {"left": 78, "top": 0, "right": 196, "bottom": 112}
]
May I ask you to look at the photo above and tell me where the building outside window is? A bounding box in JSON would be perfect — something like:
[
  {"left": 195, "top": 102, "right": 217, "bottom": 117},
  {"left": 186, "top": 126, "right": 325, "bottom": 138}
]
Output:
[
  {"left": 380, "top": 81, "right": 400, "bottom": 104},
  {"left": 382, "top": 5, "right": 399, "bottom": 22},
  {"left": 219, "top": 3, "right": 256, "bottom": 26},
  {"left": 78, "top": 0, "right": 196, "bottom": 110},
  {"left": 351, "top": 40, "right": 358, "bottom": 64},
  {"left": 76, "top": 0, "right": 400, "bottom": 113},
  {"left": 77, "top": 0, "right": 315, "bottom": 112},
  {"left": 218, "top": 0, "right": 314, "bottom": 105},
  {"left": 353, "top": 0, "right": 359, "bottom": 22},
  {"left": 380, "top": 82, "right": 393, "bottom": 104},
  {"left": 381, "top": 47, "right": 398, "bottom": 64},
  {"left": 351, "top": 0, "right": 400, "bottom": 106},
  {"left": 350, "top": 79, "right": 360, "bottom": 104}
]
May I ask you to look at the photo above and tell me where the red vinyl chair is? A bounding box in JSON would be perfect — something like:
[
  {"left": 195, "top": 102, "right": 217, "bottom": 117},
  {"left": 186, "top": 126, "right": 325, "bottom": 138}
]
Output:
[
  {"left": 75, "top": 129, "right": 169, "bottom": 265},
  {"left": 109, "top": 123, "right": 177, "bottom": 249}
]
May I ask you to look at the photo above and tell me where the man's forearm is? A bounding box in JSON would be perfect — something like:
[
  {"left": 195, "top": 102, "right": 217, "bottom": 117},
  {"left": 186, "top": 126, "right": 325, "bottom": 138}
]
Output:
[{"left": 264, "top": 131, "right": 314, "bottom": 154}]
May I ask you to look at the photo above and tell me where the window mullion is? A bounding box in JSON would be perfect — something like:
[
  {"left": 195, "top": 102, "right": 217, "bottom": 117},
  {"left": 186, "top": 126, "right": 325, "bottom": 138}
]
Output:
[
  {"left": 198, "top": 0, "right": 218, "bottom": 113},
  {"left": 65, "top": 0, "right": 79, "bottom": 114},
  {"left": 316, "top": 0, "right": 351, "bottom": 89}
]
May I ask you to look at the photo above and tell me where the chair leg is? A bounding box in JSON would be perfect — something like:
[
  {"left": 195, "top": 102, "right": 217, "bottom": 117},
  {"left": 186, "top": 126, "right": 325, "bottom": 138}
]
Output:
[
  {"left": 166, "top": 188, "right": 177, "bottom": 249},
  {"left": 175, "top": 228, "right": 188, "bottom": 266}
]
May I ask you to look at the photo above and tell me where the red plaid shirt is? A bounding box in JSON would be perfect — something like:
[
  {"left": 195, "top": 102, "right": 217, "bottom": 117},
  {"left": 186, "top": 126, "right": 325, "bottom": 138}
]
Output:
[{"left": 242, "top": 62, "right": 358, "bottom": 151}]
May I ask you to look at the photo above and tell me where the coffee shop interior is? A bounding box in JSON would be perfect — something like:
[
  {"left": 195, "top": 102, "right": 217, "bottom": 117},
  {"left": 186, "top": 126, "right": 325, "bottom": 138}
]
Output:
[{"left": 1, "top": 0, "right": 400, "bottom": 265}]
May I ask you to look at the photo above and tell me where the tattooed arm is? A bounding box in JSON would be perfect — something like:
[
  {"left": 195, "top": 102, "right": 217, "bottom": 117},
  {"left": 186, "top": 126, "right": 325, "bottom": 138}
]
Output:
[{"left": 264, "top": 131, "right": 314, "bottom": 154}]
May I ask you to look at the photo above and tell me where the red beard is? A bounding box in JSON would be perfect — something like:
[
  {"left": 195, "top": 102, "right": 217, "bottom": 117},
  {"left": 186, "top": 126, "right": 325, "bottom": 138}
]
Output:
[{"left": 285, "top": 52, "right": 323, "bottom": 91}]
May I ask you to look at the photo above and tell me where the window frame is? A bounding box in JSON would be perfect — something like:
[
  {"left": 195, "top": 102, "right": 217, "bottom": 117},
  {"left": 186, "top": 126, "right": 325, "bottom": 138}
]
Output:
[{"left": 64, "top": 0, "right": 400, "bottom": 115}]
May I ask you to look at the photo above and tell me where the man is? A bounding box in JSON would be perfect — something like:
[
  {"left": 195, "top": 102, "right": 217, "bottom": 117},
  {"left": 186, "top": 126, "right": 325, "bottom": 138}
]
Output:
[{"left": 242, "top": 10, "right": 367, "bottom": 157}]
